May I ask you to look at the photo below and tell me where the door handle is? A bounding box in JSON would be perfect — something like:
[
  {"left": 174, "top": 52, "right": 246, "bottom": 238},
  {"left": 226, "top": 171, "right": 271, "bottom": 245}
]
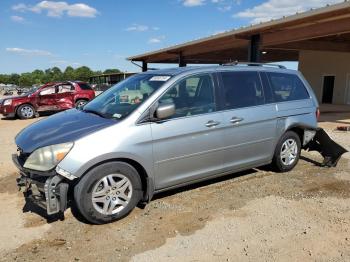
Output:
[
  {"left": 205, "top": 120, "right": 220, "bottom": 128},
  {"left": 230, "top": 117, "right": 244, "bottom": 124}
]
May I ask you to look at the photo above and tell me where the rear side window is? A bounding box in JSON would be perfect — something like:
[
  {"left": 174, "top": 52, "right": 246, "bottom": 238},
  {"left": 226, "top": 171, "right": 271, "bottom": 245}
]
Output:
[
  {"left": 267, "top": 72, "right": 310, "bottom": 102},
  {"left": 220, "top": 71, "right": 265, "bottom": 110},
  {"left": 78, "top": 83, "right": 93, "bottom": 90}
]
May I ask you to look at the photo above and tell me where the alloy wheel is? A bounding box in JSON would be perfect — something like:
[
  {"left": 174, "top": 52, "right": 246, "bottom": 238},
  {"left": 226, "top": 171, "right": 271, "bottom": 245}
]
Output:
[
  {"left": 91, "top": 174, "right": 133, "bottom": 215},
  {"left": 20, "top": 106, "right": 34, "bottom": 118},
  {"left": 280, "top": 138, "right": 298, "bottom": 166}
]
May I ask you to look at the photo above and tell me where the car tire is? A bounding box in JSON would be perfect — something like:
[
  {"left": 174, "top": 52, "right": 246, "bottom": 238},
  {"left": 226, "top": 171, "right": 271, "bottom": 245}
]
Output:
[
  {"left": 17, "top": 104, "right": 35, "bottom": 119},
  {"left": 74, "top": 162, "right": 143, "bottom": 224},
  {"left": 75, "top": 99, "right": 88, "bottom": 108},
  {"left": 272, "top": 131, "right": 301, "bottom": 172}
]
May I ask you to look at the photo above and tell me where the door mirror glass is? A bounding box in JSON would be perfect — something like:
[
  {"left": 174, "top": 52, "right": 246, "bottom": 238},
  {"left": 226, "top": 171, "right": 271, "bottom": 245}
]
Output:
[{"left": 156, "top": 103, "right": 175, "bottom": 119}]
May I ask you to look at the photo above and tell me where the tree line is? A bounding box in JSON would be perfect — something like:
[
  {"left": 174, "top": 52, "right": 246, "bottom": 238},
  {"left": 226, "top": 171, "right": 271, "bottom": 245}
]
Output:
[{"left": 0, "top": 66, "right": 121, "bottom": 86}]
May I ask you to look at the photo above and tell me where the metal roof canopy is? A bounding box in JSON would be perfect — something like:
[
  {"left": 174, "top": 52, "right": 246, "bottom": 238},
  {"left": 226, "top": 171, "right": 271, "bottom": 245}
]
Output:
[{"left": 127, "top": 2, "right": 350, "bottom": 68}]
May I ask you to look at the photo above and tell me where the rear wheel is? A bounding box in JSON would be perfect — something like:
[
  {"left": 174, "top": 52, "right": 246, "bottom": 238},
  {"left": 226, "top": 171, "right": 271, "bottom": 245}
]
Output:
[
  {"left": 74, "top": 162, "right": 142, "bottom": 224},
  {"left": 17, "top": 104, "right": 35, "bottom": 119},
  {"left": 272, "top": 131, "right": 301, "bottom": 172}
]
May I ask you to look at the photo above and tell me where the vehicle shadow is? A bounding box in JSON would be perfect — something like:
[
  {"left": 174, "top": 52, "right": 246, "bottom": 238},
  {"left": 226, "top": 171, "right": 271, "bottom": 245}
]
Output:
[
  {"left": 23, "top": 157, "right": 323, "bottom": 224},
  {"left": 153, "top": 169, "right": 258, "bottom": 201},
  {"left": 24, "top": 168, "right": 269, "bottom": 224},
  {"left": 1, "top": 111, "right": 61, "bottom": 120},
  {"left": 22, "top": 199, "right": 65, "bottom": 223},
  {"left": 300, "top": 155, "right": 323, "bottom": 167},
  {"left": 1, "top": 116, "right": 16, "bottom": 120}
]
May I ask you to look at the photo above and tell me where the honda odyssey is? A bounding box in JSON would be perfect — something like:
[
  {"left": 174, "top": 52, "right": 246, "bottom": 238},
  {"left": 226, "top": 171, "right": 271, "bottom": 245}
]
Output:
[{"left": 14, "top": 64, "right": 320, "bottom": 224}]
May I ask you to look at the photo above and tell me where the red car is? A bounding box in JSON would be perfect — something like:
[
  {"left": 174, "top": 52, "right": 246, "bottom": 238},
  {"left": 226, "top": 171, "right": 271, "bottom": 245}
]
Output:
[{"left": 0, "top": 81, "right": 95, "bottom": 119}]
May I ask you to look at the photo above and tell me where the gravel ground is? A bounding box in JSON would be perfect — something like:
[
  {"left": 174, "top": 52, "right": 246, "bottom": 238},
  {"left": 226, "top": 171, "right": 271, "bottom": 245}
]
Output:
[{"left": 0, "top": 110, "right": 349, "bottom": 262}]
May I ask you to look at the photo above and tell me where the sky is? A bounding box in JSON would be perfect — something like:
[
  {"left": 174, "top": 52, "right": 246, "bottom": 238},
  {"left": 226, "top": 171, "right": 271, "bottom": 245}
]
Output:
[{"left": 0, "top": 0, "right": 344, "bottom": 74}]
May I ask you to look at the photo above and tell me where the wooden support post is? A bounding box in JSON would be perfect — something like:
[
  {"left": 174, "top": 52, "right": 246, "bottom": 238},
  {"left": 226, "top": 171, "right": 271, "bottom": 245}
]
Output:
[
  {"left": 248, "top": 34, "right": 261, "bottom": 62},
  {"left": 142, "top": 61, "right": 148, "bottom": 72},
  {"left": 178, "top": 53, "right": 187, "bottom": 67}
]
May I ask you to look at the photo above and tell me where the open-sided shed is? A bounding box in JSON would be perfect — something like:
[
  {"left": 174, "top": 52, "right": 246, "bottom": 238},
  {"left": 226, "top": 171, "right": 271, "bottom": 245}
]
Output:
[{"left": 128, "top": 2, "right": 350, "bottom": 105}]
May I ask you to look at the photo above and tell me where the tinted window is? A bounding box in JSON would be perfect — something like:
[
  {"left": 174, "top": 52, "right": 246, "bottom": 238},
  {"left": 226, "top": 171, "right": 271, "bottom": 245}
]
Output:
[
  {"left": 159, "top": 74, "right": 216, "bottom": 119},
  {"left": 78, "top": 83, "right": 93, "bottom": 90},
  {"left": 267, "top": 72, "right": 310, "bottom": 102},
  {"left": 221, "top": 71, "right": 264, "bottom": 109}
]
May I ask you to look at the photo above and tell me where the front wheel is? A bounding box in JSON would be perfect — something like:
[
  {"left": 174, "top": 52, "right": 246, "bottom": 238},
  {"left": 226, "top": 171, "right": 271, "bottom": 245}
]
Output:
[
  {"left": 17, "top": 104, "right": 35, "bottom": 119},
  {"left": 74, "top": 162, "right": 142, "bottom": 224},
  {"left": 272, "top": 131, "right": 301, "bottom": 172}
]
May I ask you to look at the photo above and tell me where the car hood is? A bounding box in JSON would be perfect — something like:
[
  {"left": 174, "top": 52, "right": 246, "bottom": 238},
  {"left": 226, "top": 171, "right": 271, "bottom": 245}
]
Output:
[{"left": 15, "top": 109, "right": 117, "bottom": 153}]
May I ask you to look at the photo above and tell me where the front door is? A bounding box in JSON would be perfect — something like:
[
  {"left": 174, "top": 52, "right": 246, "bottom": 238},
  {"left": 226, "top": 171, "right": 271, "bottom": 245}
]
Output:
[
  {"left": 218, "top": 71, "right": 277, "bottom": 171},
  {"left": 151, "top": 73, "right": 225, "bottom": 190},
  {"left": 37, "top": 85, "right": 57, "bottom": 111}
]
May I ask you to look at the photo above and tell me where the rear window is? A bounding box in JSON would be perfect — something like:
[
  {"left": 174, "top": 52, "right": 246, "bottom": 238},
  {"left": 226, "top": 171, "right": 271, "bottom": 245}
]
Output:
[
  {"left": 78, "top": 83, "right": 93, "bottom": 90},
  {"left": 267, "top": 72, "right": 310, "bottom": 102},
  {"left": 220, "top": 71, "right": 265, "bottom": 110}
]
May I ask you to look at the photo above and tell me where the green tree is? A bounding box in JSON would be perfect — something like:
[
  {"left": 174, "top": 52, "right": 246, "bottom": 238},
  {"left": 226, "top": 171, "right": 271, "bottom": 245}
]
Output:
[
  {"left": 19, "top": 73, "right": 33, "bottom": 86},
  {"left": 0, "top": 74, "right": 10, "bottom": 84},
  {"left": 9, "top": 74, "right": 20, "bottom": 85},
  {"left": 63, "top": 66, "right": 75, "bottom": 81},
  {"left": 31, "top": 70, "right": 45, "bottom": 85},
  {"left": 0, "top": 66, "right": 122, "bottom": 85},
  {"left": 103, "top": 68, "right": 120, "bottom": 74},
  {"left": 51, "top": 67, "right": 63, "bottom": 81},
  {"left": 75, "top": 66, "right": 93, "bottom": 82}
]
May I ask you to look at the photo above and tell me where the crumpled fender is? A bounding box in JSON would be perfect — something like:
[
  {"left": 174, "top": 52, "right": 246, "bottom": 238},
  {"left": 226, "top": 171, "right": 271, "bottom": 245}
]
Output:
[{"left": 304, "top": 128, "right": 348, "bottom": 167}]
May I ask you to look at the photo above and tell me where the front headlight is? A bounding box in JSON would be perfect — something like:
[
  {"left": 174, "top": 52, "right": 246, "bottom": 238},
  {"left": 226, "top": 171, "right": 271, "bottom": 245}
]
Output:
[
  {"left": 24, "top": 142, "right": 73, "bottom": 171},
  {"left": 3, "top": 99, "right": 12, "bottom": 106}
]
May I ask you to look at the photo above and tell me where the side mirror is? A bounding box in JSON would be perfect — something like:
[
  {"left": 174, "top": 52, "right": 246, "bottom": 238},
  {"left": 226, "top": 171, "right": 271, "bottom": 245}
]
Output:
[{"left": 156, "top": 103, "right": 175, "bottom": 119}]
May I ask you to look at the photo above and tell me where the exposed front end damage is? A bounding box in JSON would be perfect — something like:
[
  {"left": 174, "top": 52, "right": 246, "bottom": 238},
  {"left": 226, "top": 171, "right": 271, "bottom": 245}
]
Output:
[{"left": 13, "top": 154, "right": 69, "bottom": 215}]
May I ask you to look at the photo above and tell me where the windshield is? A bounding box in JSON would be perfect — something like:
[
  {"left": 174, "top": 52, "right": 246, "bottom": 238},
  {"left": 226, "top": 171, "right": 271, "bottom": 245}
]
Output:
[
  {"left": 83, "top": 74, "right": 171, "bottom": 119},
  {"left": 23, "top": 85, "right": 41, "bottom": 95}
]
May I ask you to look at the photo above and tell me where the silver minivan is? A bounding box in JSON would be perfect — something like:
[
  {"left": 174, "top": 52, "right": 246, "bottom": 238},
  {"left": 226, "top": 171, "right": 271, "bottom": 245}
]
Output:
[{"left": 14, "top": 64, "right": 319, "bottom": 224}]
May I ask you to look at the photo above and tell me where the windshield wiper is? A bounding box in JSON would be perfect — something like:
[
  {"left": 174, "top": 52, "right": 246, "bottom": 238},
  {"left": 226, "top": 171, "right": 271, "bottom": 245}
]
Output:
[{"left": 82, "top": 109, "right": 106, "bottom": 118}]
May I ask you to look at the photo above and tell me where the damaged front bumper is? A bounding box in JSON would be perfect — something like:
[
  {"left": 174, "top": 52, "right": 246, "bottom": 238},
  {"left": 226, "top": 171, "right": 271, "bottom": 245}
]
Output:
[
  {"left": 304, "top": 128, "right": 348, "bottom": 167},
  {"left": 13, "top": 154, "right": 69, "bottom": 215}
]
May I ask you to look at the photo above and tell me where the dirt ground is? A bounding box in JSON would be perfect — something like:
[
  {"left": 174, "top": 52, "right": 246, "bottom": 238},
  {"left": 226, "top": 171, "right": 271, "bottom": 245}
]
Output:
[{"left": 0, "top": 108, "right": 349, "bottom": 262}]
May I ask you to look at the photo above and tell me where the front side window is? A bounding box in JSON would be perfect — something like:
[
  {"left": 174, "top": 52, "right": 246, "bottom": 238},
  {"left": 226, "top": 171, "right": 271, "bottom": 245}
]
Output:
[
  {"left": 83, "top": 74, "right": 171, "bottom": 119},
  {"left": 221, "top": 71, "right": 265, "bottom": 110},
  {"left": 40, "top": 86, "right": 56, "bottom": 96},
  {"left": 267, "top": 72, "right": 310, "bottom": 102},
  {"left": 158, "top": 74, "right": 216, "bottom": 119}
]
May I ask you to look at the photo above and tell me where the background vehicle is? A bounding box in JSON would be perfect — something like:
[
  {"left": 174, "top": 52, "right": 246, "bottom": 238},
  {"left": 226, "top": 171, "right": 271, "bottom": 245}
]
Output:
[
  {"left": 16, "top": 87, "right": 31, "bottom": 95},
  {"left": 14, "top": 65, "right": 321, "bottom": 224},
  {"left": 0, "top": 81, "right": 95, "bottom": 119}
]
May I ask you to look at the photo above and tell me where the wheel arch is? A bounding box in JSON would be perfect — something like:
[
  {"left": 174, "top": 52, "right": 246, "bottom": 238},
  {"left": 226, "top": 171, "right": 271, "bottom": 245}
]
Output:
[
  {"left": 15, "top": 103, "right": 36, "bottom": 117},
  {"left": 74, "top": 98, "right": 89, "bottom": 104},
  {"left": 75, "top": 157, "right": 153, "bottom": 204},
  {"left": 286, "top": 126, "right": 304, "bottom": 144}
]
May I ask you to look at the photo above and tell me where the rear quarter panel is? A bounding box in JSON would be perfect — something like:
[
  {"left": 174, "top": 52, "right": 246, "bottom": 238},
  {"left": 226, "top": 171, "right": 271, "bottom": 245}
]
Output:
[{"left": 274, "top": 99, "right": 318, "bottom": 146}]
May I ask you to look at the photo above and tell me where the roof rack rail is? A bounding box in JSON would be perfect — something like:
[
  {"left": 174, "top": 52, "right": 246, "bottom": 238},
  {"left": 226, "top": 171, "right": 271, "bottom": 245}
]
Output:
[{"left": 222, "top": 61, "right": 286, "bottom": 69}]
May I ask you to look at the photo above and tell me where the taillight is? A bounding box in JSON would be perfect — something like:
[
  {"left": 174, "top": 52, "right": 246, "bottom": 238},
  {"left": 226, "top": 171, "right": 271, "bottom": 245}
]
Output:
[{"left": 316, "top": 108, "right": 320, "bottom": 120}]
